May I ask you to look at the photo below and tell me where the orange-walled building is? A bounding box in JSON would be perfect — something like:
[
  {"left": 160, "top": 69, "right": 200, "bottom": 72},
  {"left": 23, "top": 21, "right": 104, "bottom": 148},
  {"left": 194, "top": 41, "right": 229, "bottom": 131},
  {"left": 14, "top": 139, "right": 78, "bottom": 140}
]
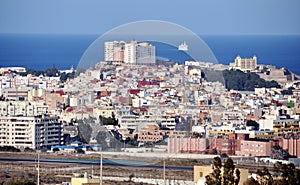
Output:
[
  {"left": 279, "top": 138, "right": 300, "bottom": 157},
  {"left": 235, "top": 139, "right": 277, "bottom": 157}
]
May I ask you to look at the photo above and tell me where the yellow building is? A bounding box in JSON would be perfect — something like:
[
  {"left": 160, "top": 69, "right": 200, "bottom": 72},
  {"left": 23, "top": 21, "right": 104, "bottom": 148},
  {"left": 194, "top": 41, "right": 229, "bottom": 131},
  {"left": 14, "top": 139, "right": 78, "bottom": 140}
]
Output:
[
  {"left": 94, "top": 107, "right": 115, "bottom": 118},
  {"left": 229, "top": 55, "right": 257, "bottom": 72},
  {"left": 71, "top": 177, "right": 100, "bottom": 185},
  {"left": 194, "top": 165, "right": 250, "bottom": 185}
]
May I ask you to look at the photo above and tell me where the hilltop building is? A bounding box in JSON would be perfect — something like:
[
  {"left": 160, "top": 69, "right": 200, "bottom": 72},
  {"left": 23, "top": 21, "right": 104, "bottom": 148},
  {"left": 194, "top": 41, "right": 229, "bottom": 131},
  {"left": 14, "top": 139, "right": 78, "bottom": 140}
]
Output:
[
  {"left": 135, "top": 42, "right": 156, "bottom": 65},
  {"left": 229, "top": 55, "right": 257, "bottom": 72},
  {"left": 104, "top": 41, "right": 126, "bottom": 63},
  {"left": 105, "top": 40, "right": 155, "bottom": 65}
]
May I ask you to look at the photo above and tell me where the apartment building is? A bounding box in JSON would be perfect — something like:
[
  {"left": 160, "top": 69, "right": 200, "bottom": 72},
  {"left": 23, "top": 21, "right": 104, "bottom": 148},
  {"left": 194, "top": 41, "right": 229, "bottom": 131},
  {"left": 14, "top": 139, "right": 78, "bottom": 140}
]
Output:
[
  {"left": 0, "top": 115, "right": 63, "bottom": 149},
  {"left": 137, "top": 130, "right": 165, "bottom": 143},
  {"left": 124, "top": 40, "right": 137, "bottom": 64},
  {"left": 259, "top": 118, "right": 300, "bottom": 134},
  {"left": 104, "top": 41, "right": 126, "bottom": 62},
  {"left": 168, "top": 137, "right": 208, "bottom": 153},
  {"left": 0, "top": 101, "right": 48, "bottom": 116},
  {"left": 135, "top": 42, "right": 156, "bottom": 65},
  {"left": 2, "top": 87, "right": 30, "bottom": 101},
  {"left": 235, "top": 139, "right": 276, "bottom": 157},
  {"left": 209, "top": 134, "right": 237, "bottom": 155},
  {"left": 105, "top": 40, "right": 156, "bottom": 65},
  {"left": 279, "top": 137, "right": 300, "bottom": 157}
]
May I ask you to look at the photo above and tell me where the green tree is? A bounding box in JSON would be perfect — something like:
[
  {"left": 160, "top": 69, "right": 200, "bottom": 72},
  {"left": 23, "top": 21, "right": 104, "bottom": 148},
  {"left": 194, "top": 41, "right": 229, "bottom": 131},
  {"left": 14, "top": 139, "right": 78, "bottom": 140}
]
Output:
[
  {"left": 52, "top": 148, "right": 60, "bottom": 152},
  {"left": 76, "top": 148, "right": 85, "bottom": 154},
  {"left": 0, "top": 146, "right": 21, "bottom": 152},
  {"left": 256, "top": 167, "right": 273, "bottom": 185},
  {"left": 60, "top": 71, "right": 75, "bottom": 82},
  {"left": 221, "top": 69, "right": 281, "bottom": 91},
  {"left": 246, "top": 120, "right": 259, "bottom": 130},
  {"left": 243, "top": 177, "right": 259, "bottom": 185},
  {"left": 223, "top": 158, "right": 240, "bottom": 185},
  {"left": 235, "top": 169, "right": 240, "bottom": 185},
  {"left": 45, "top": 64, "right": 59, "bottom": 77},
  {"left": 205, "top": 157, "right": 240, "bottom": 185},
  {"left": 99, "top": 113, "right": 118, "bottom": 126},
  {"left": 24, "top": 147, "right": 35, "bottom": 152},
  {"left": 281, "top": 87, "right": 295, "bottom": 95},
  {"left": 272, "top": 145, "right": 289, "bottom": 160},
  {"left": 211, "top": 148, "right": 218, "bottom": 155},
  {"left": 205, "top": 157, "right": 222, "bottom": 185},
  {"left": 273, "top": 162, "right": 300, "bottom": 185},
  {"left": 223, "top": 158, "right": 235, "bottom": 185}
]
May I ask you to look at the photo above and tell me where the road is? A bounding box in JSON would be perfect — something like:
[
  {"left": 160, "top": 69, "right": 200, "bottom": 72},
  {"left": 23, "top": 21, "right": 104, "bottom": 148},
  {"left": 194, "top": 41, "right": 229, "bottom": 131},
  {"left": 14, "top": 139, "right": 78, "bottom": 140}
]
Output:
[{"left": 0, "top": 157, "right": 193, "bottom": 171}]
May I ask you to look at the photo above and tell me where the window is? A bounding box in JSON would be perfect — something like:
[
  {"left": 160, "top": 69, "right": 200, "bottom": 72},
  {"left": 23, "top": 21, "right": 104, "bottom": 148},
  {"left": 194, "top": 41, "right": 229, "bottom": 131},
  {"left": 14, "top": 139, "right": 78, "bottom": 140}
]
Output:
[{"left": 199, "top": 172, "right": 203, "bottom": 177}]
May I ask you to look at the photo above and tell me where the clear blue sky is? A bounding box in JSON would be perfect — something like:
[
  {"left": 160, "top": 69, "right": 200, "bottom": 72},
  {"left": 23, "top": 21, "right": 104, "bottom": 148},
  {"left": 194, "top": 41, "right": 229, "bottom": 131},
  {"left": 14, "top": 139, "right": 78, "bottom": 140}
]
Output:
[{"left": 0, "top": 0, "right": 299, "bottom": 35}]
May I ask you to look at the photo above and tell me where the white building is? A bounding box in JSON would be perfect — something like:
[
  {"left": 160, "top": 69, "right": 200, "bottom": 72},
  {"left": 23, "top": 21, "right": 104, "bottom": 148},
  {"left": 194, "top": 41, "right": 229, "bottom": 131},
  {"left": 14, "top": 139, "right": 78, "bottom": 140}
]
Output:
[
  {"left": 104, "top": 41, "right": 115, "bottom": 62},
  {"left": 0, "top": 67, "right": 26, "bottom": 74},
  {"left": 136, "top": 42, "right": 155, "bottom": 65},
  {"left": 1, "top": 87, "right": 31, "bottom": 101},
  {"left": 104, "top": 41, "right": 125, "bottom": 62},
  {"left": 124, "top": 40, "right": 137, "bottom": 64},
  {"left": 0, "top": 101, "right": 48, "bottom": 116},
  {"left": 0, "top": 115, "right": 63, "bottom": 149},
  {"left": 105, "top": 40, "right": 156, "bottom": 65}
]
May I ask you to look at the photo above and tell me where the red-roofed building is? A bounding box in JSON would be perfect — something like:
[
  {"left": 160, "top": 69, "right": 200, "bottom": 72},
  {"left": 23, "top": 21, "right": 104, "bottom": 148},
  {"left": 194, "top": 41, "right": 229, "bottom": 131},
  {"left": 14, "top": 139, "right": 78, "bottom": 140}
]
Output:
[
  {"left": 56, "top": 90, "right": 65, "bottom": 96},
  {"left": 129, "top": 89, "right": 140, "bottom": 95}
]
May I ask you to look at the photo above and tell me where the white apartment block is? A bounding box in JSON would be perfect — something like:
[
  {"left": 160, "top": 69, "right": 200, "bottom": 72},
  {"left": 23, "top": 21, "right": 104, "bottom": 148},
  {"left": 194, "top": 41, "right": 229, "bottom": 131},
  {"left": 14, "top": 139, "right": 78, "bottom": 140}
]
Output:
[
  {"left": 136, "top": 42, "right": 155, "bottom": 65},
  {"left": 1, "top": 87, "right": 31, "bottom": 101},
  {"left": 119, "top": 115, "right": 157, "bottom": 131},
  {"left": 28, "top": 76, "right": 60, "bottom": 90},
  {"left": 104, "top": 41, "right": 115, "bottom": 62},
  {"left": 0, "top": 115, "right": 63, "bottom": 149},
  {"left": 0, "top": 76, "right": 12, "bottom": 89},
  {"left": 230, "top": 55, "right": 257, "bottom": 72},
  {"left": 0, "top": 75, "right": 29, "bottom": 89},
  {"left": 104, "top": 41, "right": 126, "bottom": 62},
  {"left": 124, "top": 40, "right": 137, "bottom": 64},
  {"left": 105, "top": 40, "right": 156, "bottom": 65},
  {"left": 118, "top": 114, "right": 176, "bottom": 131},
  {"left": 0, "top": 101, "right": 48, "bottom": 116}
]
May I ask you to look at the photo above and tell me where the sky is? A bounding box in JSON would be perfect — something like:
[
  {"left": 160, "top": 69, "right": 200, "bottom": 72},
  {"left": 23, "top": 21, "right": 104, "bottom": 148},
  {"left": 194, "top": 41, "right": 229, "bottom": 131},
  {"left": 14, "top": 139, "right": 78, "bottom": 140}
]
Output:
[{"left": 0, "top": 0, "right": 299, "bottom": 35}]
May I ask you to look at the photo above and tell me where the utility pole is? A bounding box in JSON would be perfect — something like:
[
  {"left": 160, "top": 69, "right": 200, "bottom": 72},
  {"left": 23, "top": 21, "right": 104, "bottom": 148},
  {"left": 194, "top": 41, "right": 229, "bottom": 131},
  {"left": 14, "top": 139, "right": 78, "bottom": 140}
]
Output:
[
  {"left": 92, "top": 165, "right": 94, "bottom": 177},
  {"left": 37, "top": 153, "right": 40, "bottom": 185},
  {"left": 163, "top": 160, "right": 166, "bottom": 185},
  {"left": 100, "top": 153, "right": 103, "bottom": 185}
]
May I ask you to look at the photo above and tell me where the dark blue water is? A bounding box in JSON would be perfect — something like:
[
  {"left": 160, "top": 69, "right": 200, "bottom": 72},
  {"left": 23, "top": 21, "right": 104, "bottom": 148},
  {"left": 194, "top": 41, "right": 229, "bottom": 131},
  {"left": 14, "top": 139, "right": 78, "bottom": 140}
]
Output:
[
  {"left": 0, "top": 34, "right": 299, "bottom": 74},
  {"left": 0, "top": 34, "right": 96, "bottom": 70}
]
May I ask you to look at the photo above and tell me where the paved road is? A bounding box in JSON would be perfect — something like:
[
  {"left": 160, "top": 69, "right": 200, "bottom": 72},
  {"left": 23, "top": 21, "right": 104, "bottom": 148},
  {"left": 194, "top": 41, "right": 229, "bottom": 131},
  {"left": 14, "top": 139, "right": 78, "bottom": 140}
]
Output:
[{"left": 0, "top": 157, "right": 193, "bottom": 171}]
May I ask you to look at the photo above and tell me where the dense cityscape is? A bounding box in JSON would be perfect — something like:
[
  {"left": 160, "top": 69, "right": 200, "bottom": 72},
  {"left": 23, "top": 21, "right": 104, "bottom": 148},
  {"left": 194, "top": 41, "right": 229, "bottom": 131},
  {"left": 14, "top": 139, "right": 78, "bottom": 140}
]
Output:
[{"left": 0, "top": 38, "right": 299, "bottom": 185}]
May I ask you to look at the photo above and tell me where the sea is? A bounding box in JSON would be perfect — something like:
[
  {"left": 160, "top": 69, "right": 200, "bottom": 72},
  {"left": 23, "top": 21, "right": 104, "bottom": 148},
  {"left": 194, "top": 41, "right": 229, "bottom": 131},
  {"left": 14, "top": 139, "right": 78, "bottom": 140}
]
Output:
[{"left": 0, "top": 34, "right": 299, "bottom": 75}]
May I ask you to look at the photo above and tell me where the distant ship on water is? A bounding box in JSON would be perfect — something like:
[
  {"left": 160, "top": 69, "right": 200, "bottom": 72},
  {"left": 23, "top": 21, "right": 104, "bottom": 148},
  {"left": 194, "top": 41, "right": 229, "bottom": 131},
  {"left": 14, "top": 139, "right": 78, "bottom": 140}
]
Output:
[{"left": 178, "top": 41, "right": 188, "bottom": 51}]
